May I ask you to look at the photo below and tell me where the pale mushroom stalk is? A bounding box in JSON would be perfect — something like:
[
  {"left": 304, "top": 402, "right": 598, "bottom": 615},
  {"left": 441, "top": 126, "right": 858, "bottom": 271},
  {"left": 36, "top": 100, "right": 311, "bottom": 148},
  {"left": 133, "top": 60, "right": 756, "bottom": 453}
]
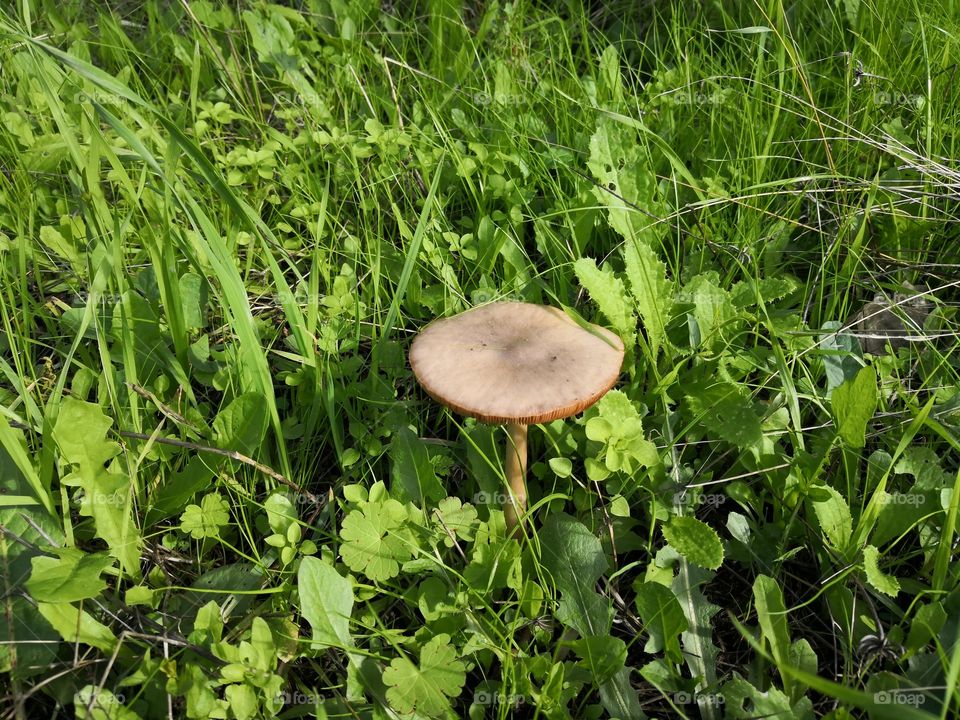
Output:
[{"left": 503, "top": 421, "right": 528, "bottom": 532}]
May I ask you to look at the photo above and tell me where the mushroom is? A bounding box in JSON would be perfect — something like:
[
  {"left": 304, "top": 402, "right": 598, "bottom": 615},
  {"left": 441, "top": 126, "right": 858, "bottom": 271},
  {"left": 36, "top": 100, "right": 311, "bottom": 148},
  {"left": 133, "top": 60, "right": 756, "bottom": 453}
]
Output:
[{"left": 409, "top": 302, "right": 625, "bottom": 535}]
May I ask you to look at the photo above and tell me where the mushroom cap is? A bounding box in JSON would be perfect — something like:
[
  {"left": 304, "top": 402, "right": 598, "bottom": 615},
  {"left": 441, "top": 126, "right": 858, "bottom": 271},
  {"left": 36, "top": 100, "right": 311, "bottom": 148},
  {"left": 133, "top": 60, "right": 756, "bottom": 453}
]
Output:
[{"left": 409, "top": 302, "right": 625, "bottom": 424}]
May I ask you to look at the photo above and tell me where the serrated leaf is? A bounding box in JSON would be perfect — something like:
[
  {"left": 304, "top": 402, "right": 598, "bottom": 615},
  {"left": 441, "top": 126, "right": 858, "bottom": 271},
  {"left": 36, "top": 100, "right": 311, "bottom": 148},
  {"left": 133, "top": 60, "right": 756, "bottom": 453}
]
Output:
[
  {"left": 722, "top": 675, "right": 808, "bottom": 719},
  {"left": 730, "top": 277, "right": 798, "bottom": 307},
  {"left": 680, "top": 273, "right": 738, "bottom": 351},
  {"left": 573, "top": 257, "right": 635, "bottom": 344},
  {"left": 863, "top": 545, "right": 900, "bottom": 597},
  {"left": 382, "top": 633, "right": 466, "bottom": 716},
  {"left": 596, "top": 45, "right": 625, "bottom": 107},
  {"left": 663, "top": 516, "right": 723, "bottom": 570},
  {"left": 624, "top": 240, "right": 671, "bottom": 356},
  {"left": 339, "top": 498, "right": 412, "bottom": 582},
  {"left": 832, "top": 366, "right": 877, "bottom": 448},
  {"left": 52, "top": 397, "right": 122, "bottom": 471},
  {"left": 587, "top": 115, "right": 658, "bottom": 247},
  {"left": 298, "top": 556, "right": 353, "bottom": 650},
  {"left": 672, "top": 564, "right": 720, "bottom": 714}
]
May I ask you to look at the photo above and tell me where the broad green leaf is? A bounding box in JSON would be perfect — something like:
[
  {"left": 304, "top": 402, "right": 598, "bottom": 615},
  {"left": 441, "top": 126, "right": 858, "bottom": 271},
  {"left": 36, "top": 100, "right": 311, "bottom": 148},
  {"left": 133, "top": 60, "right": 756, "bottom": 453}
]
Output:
[
  {"left": 684, "top": 380, "right": 763, "bottom": 450},
  {"left": 26, "top": 549, "right": 111, "bottom": 602},
  {"left": 298, "top": 556, "right": 354, "bottom": 650},
  {"left": 567, "top": 634, "right": 627, "bottom": 684},
  {"left": 53, "top": 397, "right": 140, "bottom": 577},
  {"left": 549, "top": 457, "right": 573, "bottom": 478},
  {"left": 213, "top": 392, "right": 269, "bottom": 456},
  {"left": 596, "top": 45, "right": 625, "bottom": 106},
  {"left": 225, "top": 684, "right": 258, "bottom": 720},
  {"left": 540, "top": 513, "right": 611, "bottom": 636},
  {"left": 832, "top": 366, "right": 877, "bottom": 448},
  {"left": 633, "top": 580, "right": 688, "bottom": 663},
  {"left": 753, "top": 575, "right": 794, "bottom": 698},
  {"left": 463, "top": 523, "right": 522, "bottom": 593},
  {"left": 818, "top": 320, "right": 863, "bottom": 392},
  {"left": 391, "top": 426, "right": 444, "bottom": 504},
  {"left": 179, "top": 271, "right": 206, "bottom": 330},
  {"left": 52, "top": 397, "right": 122, "bottom": 471},
  {"left": 264, "top": 493, "right": 297, "bottom": 534},
  {"left": 418, "top": 576, "right": 455, "bottom": 621},
  {"left": 672, "top": 565, "right": 721, "bottom": 717},
  {"left": 37, "top": 602, "right": 116, "bottom": 652},
  {"left": 905, "top": 602, "right": 946, "bottom": 653},
  {"left": 573, "top": 258, "right": 636, "bottom": 345},
  {"left": 0, "top": 480, "right": 63, "bottom": 678},
  {"left": 0, "top": 416, "right": 53, "bottom": 514},
  {"left": 863, "top": 545, "right": 900, "bottom": 597},
  {"left": 808, "top": 485, "right": 853, "bottom": 554},
  {"left": 599, "top": 665, "right": 646, "bottom": 720},
  {"left": 662, "top": 516, "right": 723, "bottom": 570},
  {"left": 339, "top": 498, "right": 412, "bottom": 582},
  {"left": 624, "top": 240, "right": 671, "bottom": 356},
  {"left": 382, "top": 633, "right": 466, "bottom": 716},
  {"left": 39, "top": 224, "right": 82, "bottom": 270}
]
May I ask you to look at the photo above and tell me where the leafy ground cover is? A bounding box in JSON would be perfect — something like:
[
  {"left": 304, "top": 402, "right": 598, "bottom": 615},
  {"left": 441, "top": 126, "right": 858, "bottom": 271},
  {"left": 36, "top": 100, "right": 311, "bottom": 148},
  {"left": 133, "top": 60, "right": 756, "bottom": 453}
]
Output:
[{"left": 1, "top": 1, "right": 959, "bottom": 718}]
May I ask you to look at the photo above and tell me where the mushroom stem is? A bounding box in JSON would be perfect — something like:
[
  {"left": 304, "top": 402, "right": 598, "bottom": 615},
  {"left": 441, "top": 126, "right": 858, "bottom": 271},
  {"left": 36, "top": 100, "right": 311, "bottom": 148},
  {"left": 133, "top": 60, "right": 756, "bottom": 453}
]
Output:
[{"left": 503, "top": 422, "right": 528, "bottom": 534}]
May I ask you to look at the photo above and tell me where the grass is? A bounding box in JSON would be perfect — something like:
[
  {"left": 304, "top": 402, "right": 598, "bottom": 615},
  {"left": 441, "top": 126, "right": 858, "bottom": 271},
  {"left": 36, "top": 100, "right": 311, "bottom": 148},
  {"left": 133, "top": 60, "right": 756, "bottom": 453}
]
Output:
[{"left": 1, "top": 0, "right": 959, "bottom": 718}]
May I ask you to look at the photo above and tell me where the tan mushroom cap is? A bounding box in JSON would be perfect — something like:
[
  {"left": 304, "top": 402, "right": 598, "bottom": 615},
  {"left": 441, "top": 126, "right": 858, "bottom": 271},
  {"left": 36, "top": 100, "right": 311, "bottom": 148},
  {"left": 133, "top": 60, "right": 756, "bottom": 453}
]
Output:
[{"left": 409, "top": 302, "right": 625, "bottom": 424}]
